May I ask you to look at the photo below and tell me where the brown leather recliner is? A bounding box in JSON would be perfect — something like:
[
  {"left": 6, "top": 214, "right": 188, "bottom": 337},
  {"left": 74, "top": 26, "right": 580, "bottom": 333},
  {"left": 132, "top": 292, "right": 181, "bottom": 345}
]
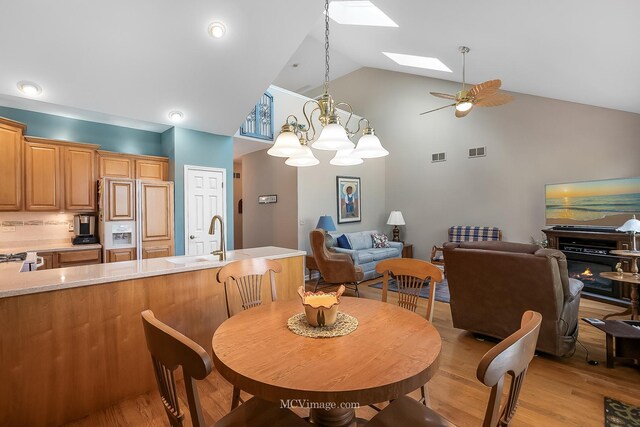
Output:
[
  {"left": 443, "top": 241, "right": 583, "bottom": 357},
  {"left": 309, "top": 229, "right": 364, "bottom": 296}
]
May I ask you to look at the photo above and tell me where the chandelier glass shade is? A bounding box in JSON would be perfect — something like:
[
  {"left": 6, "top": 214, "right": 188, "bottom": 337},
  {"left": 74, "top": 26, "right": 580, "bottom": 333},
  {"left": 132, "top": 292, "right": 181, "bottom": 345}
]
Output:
[{"left": 268, "top": 0, "right": 388, "bottom": 167}]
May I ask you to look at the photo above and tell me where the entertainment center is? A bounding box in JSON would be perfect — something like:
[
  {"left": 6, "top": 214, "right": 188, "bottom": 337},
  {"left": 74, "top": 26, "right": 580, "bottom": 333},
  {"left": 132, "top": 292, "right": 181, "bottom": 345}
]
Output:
[{"left": 542, "top": 227, "right": 637, "bottom": 305}]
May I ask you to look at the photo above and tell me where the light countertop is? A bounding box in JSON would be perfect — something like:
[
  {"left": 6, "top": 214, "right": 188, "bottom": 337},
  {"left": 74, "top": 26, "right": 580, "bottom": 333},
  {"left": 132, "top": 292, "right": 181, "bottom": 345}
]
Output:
[{"left": 0, "top": 246, "right": 305, "bottom": 299}]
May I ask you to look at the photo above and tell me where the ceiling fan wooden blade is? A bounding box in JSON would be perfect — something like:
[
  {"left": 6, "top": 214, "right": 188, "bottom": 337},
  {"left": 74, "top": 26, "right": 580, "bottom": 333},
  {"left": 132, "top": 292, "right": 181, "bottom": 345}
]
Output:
[
  {"left": 420, "top": 103, "right": 456, "bottom": 115},
  {"left": 430, "top": 92, "right": 457, "bottom": 100},
  {"left": 475, "top": 92, "right": 513, "bottom": 107},
  {"left": 467, "top": 79, "right": 502, "bottom": 99},
  {"left": 455, "top": 106, "right": 473, "bottom": 118}
]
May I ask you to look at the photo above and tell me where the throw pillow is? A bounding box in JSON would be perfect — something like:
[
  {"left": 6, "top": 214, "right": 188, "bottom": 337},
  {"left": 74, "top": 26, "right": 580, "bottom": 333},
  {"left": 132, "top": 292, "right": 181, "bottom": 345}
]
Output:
[
  {"left": 371, "top": 233, "right": 390, "bottom": 248},
  {"left": 337, "top": 234, "right": 352, "bottom": 249}
]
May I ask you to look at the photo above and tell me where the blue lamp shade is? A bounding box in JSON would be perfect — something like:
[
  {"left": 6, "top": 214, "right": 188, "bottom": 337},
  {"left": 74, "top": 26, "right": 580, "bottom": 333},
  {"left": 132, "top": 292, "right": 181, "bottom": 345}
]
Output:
[{"left": 316, "top": 215, "right": 337, "bottom": 231}]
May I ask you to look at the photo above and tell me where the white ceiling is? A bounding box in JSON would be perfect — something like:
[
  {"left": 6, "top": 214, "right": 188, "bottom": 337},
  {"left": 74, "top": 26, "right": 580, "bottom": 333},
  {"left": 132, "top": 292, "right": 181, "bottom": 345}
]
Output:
[
  {"left": 0, "top": 0, "right": 322, "bottom": 136},
  {"left": 275, "top": 0, "right": 640, "bottom": 114},
  {"left": 0, "top": 0, "right": 637, "bottom": 148}
]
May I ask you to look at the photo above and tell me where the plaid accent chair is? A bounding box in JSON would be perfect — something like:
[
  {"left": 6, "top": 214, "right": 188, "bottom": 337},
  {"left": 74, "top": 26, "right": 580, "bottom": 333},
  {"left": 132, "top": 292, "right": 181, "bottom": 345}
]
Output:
[{"left": 431, "top": 226, "right": 503, "bottom": 268}]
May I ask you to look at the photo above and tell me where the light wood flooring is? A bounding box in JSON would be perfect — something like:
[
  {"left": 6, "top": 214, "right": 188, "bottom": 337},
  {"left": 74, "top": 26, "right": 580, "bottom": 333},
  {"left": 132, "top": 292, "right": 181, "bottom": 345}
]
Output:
[{"left": 67, "top": 280, "right": 640, "bottom": 427}]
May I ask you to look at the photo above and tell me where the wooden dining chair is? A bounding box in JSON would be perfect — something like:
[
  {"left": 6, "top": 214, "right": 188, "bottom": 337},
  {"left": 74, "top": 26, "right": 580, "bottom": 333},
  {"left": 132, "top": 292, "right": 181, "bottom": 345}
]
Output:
[
  {"left": 141, "top": 310, "right": 310, "bottom": 427},
  {"left": 365, "top": 310, "right": 543, "bottom": 427},
  {"left": 216, "top": 258, "right": 282, "bottom": 409},
  {"left": 374, "top": 258, "right": 444, "bottom": 406},
  {"left": 217, "top": 258, "right": 282, "bottom": 318},
  {"left": 375, "top": 258, "right": 444, "bottom": 322}
]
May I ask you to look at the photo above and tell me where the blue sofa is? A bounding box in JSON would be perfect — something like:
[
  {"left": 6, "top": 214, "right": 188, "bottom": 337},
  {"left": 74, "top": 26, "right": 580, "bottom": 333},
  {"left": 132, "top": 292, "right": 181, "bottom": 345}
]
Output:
[{"left": 329, "top": 230, "right": 403, "bottom": 280}]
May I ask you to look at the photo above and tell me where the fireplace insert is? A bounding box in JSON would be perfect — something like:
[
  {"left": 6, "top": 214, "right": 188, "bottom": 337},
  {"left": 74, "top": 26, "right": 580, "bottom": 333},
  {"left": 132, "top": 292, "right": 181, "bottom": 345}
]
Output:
[{"left": 560, "top": 240, "right": 623, "bottom": 300}]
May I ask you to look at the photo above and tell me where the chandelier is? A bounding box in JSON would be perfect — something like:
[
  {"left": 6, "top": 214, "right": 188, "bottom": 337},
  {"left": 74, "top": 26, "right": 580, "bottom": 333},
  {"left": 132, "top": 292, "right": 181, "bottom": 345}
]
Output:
[{"left": 267, "top": 0, "right": 388, "bottom": 167}]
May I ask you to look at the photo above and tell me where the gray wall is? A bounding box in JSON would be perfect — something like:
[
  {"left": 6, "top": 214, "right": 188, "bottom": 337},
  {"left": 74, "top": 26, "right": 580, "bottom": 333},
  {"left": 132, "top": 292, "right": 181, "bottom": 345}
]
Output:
[
  {"left": 322, "top": 68, "right": 640, "bottom": 259},
  {"left": 242, "top": 149, "right": 298, "bottom": 249},
  {"left": 297, "top": 151, "right": 387, "bottom": 254}
]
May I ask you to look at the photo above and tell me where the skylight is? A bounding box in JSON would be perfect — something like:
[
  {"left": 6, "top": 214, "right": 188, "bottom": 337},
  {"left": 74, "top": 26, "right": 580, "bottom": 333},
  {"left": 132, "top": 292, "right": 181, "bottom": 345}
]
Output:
[
  {"left": 382, "top": 52, "right": 452, "bottom": 72},
  {"left": 327, "top": 1, "right": 398, "bottom": 27}
]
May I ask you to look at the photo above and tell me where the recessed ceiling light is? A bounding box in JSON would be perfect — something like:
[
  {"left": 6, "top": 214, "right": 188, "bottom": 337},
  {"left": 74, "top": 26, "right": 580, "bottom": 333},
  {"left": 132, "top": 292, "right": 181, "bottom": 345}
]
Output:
[
  {"left": 168, "top": 111, "right": 184, "bottom": 122},
  {"left": 17, "top": 81, "right": 42, "bottom": 97},
  {"left": 208, "top": 21, "right": 226, "bottom": 39},
  {"left": 382, "top": 52, "right": 452, "bottom": 72},
  {"left": 327, "top": 1, "right": 398, "bottom": 27}
]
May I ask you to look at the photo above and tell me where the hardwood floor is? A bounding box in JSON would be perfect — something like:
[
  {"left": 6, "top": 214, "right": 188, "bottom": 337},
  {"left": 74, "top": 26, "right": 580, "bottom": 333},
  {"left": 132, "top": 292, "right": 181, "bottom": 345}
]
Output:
[{"left": 67, "top": 280, "right": 640, "bottom": 427}]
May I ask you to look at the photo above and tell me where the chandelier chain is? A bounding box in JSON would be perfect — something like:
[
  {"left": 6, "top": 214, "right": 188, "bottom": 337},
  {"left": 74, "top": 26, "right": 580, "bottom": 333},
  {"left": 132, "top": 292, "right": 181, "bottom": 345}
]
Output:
[{"left": 324, "top": 0, "right": 330, "bottom": 93}]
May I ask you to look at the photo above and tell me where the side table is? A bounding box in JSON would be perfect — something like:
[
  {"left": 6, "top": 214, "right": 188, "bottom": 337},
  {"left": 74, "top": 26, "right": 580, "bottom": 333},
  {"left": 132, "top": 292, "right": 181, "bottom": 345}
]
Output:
[
  {"left": 582, "top": 318, "right": 640, "bottom": 368},
  {"left": 401, "top": 243, "right": 413, "bottom": 258},
  {"left": 601, "top": 272, "right": 639, "bottom": 320}
]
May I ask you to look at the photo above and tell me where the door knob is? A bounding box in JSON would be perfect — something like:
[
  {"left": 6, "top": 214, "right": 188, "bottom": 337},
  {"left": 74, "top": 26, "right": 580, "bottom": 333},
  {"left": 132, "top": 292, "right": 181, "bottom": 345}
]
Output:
[{"left": 190, "top": 235, "right": 195, "bottom": 239}]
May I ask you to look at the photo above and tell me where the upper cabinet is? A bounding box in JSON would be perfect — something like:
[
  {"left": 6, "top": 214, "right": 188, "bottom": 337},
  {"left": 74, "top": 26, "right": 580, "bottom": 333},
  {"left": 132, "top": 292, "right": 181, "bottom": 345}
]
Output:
[
  {"left": 0, "top": 118, "right": 25, "bottom": 211},
  {"left": 24, "top": 137, "right": 99, "bottom": 212},
  {"left": 98, "top": 151, "right": 168, "bottom": 181},
  {"left": 24, "top": 140, "right": 62, "bottom": 211},
  {"left": 64, "top": 146, "right": 97, "bottom": 211},
  {"left": 99, "top": 153, "right": 134, "bottom": 179},
  {"left": 135, "top": 158, "right": 168, "bottom": 181}
]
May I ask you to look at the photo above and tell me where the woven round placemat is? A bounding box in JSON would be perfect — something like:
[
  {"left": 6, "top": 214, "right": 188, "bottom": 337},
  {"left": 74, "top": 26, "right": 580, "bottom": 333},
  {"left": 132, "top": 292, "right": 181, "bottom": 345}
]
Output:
[{"left": 287, "top": 312, "right": 358, "bottom": 338}]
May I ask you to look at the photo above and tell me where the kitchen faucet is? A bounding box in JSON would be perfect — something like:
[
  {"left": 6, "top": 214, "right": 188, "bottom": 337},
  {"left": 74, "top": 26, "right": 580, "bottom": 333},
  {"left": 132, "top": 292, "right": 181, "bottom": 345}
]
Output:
[{"left": 208, "top": 215, "right": 226, "bottom": 261}]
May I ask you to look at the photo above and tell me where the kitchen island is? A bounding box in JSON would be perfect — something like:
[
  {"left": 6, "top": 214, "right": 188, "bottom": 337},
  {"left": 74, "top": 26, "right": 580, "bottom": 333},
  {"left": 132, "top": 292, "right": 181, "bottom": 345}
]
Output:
[{"left": 0, "top": 247, "right": 305, "bottom": 426}]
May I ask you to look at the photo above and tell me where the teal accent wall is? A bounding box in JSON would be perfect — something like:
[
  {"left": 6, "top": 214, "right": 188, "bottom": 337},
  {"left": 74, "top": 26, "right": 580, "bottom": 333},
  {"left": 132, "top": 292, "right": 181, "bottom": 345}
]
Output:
[
  {"left": 0, "top": 106, "right": 164, "bottom": 156},
  {"left": 166, "top": 128, "right": 234, "bottom": 255}
]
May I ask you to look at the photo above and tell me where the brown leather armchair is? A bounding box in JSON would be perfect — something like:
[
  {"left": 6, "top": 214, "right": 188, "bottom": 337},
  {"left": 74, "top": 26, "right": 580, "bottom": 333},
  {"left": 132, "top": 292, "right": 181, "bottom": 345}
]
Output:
[
  {"left": 309, "top": 229, "right": 364, "bottom": 296},
  {"left": 443, "top": 241, "right": 583, "bottom": 357}
]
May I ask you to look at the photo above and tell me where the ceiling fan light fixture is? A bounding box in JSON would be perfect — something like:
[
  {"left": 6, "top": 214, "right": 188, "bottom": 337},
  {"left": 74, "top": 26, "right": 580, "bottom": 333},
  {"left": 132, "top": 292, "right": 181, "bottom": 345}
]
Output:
[{"left": 456, "top": 101, "right": 473, "bottom": 112}]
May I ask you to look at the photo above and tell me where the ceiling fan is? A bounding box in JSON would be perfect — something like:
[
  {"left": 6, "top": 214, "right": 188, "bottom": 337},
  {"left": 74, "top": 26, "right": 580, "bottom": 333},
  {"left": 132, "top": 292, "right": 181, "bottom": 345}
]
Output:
[{"left": 420, "top": 46, "right": 513, "bottom": 118}]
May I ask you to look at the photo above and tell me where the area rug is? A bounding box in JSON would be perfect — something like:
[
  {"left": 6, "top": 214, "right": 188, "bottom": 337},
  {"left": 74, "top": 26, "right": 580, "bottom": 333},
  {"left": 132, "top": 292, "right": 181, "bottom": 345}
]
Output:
[
  {"left": 368, "top": 278, "right": 450, "bottom": 303},
  {"left": 605, "top": 397, "right": 640, "bottom": 427}
]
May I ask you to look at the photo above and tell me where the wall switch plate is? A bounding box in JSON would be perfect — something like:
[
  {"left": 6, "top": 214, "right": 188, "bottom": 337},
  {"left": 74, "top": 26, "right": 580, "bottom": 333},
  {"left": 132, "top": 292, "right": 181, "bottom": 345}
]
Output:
[
  {"left": 68, "top": 223, "right": 74, "bottom": 232},
  {"left": 2, "top": 226, "right": 16, "bottom": 232},
  {"left": 299, "top": 220, "right": 305, "bottom": 225}
]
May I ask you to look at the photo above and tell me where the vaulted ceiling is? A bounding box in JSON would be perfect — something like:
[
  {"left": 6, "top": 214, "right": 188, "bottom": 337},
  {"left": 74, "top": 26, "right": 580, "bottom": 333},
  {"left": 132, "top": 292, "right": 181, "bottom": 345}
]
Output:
[{"left": 0, "top": 0, "right": 638, "bottom": 141}]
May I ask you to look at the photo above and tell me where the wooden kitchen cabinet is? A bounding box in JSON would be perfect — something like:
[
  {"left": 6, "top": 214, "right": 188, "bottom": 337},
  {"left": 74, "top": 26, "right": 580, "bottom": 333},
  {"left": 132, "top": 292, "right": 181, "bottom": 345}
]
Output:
[
  {"left": 107, "top": 179, "right": 135, "bottom": 221},
  {"left": 64, "top": 146, "right": 96, "bottom": 211},
  {"left": 135, "top": 158, "right": 168, "bottom": 181},
  {"left": 24, "top": 140, "right": 62, "bottom": 211},
  {"left": 141, "top": 245, "right": 172, "bottom": 259},
  {"left": 0, "top": 118, "right": 25, "bottom": 211},
  {"left": 38, "top": 252, "right": 55, "bottom": 270},
  {"left": 56, "top": 248, "right": 101, "bottom": 268},
  {"left": 98, "top": 152, "right": 134, "bottom": 178},
  {"left": 140, "top": 180, "right": 174, "bottom": 259},
  {"left": 25, "top": 137, "right": 100, "bottom": 212},
  {"left": 107, "top": 248, "right": 136, "bottom": 263}
]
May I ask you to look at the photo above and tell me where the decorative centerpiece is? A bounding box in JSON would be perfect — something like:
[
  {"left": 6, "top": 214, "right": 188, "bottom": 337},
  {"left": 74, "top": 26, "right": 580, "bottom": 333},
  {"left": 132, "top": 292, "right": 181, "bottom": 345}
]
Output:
[{"left": 297, "top": 285, "right": 345, "bottom": 327}]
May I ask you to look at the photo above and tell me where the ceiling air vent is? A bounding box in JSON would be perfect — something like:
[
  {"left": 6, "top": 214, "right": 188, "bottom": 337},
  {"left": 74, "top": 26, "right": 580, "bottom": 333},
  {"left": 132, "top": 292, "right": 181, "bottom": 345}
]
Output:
[
  {"left": 468, "top": 146, "right": 487, "bottom": 158},
  {"left": 431, "top": 152, "right": 446, "bottom": 163}
]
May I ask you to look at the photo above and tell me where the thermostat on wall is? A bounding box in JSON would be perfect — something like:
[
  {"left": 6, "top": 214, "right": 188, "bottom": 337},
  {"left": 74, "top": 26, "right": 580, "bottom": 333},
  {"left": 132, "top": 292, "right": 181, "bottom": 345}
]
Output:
[{"left": 258, "top": 195, "right": 277, "bottom": 204}]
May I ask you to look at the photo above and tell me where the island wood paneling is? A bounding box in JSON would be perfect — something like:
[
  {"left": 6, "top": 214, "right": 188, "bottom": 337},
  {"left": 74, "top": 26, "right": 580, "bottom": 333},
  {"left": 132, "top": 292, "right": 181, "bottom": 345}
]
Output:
[{"left": 0, "top": 255, "right": 303, "bottom": 426}]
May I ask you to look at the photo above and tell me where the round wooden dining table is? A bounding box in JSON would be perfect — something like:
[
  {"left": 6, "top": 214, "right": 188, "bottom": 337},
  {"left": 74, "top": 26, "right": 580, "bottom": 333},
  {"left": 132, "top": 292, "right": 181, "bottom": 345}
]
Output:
[{"left": 211, "top": 297, "right": 441, "bottom": 427}]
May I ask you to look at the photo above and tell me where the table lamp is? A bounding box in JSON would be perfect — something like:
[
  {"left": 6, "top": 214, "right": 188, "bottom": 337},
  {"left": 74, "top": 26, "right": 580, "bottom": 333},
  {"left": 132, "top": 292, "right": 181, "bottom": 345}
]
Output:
[
  {"left": 316, "top": 215, "right": 337, "bottom": 248},
  {"left": 617, "top": 215, "right": 640, "bottom": 252},
  {"left": 387, "top": 211, "right": 405, "bottom": 242}
]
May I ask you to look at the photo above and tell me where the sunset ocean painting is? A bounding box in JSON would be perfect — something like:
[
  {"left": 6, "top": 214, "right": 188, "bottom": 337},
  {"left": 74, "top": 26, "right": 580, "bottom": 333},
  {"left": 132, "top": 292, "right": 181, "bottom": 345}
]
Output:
[{"left": 545, "top": 177, "right": 640, "bottom": 226}]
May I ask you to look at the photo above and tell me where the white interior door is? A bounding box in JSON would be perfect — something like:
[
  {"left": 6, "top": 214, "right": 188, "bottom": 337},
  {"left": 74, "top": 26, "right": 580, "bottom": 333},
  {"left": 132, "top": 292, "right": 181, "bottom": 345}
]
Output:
[{"left": 184, "top": 166, "right": 225, "bottom": 256}]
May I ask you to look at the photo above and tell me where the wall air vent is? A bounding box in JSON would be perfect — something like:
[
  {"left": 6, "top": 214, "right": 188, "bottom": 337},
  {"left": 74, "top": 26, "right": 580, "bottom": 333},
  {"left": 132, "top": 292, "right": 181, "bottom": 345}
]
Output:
[
  {"left": 431, "top": 152, "right": 446, "bottom": 163},
  {"left": 468, "top": 146, "right": 487, "bottom": 158}
]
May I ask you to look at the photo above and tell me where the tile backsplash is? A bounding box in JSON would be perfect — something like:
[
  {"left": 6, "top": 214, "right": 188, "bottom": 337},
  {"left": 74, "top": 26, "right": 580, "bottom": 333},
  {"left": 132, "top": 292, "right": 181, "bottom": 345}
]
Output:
[{"left": 0, "top": 212, "right": 74, "bottom": 245}]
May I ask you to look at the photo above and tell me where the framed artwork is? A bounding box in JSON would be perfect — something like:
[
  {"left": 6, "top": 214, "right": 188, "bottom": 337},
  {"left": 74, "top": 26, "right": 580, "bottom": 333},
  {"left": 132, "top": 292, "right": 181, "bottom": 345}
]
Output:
[{"left": 336, "top": 176, "right": 361, "bottom": 223}]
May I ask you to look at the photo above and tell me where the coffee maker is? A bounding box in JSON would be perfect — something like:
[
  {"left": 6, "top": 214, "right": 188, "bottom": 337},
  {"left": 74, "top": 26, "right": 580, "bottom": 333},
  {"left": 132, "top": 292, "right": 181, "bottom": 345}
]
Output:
[{"left": 73, "top": 214, "right": 98, "bottom": 244}]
